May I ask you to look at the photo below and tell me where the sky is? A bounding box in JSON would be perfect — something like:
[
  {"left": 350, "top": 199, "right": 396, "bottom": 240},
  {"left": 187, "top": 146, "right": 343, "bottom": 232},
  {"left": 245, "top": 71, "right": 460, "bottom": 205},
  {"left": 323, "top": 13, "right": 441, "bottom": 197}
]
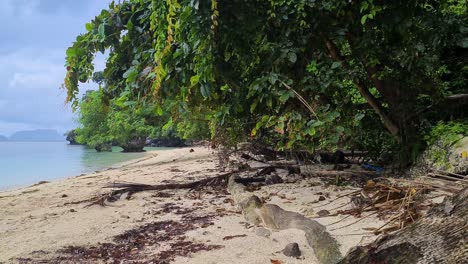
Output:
[{"left": 0, "top": 0, "right": 111, "bottom": 137}]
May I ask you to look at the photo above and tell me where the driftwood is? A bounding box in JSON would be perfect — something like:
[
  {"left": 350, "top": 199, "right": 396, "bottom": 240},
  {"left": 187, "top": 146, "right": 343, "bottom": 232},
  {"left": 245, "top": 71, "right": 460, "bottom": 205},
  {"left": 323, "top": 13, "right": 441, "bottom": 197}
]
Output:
[
  {"left": 227, "top": 176, "right": 342, "bottom": 264},
  {"left": 339, "top": 187, "right": 468, "bottom": 264},
  {"left": 87, "top": 166, "right": 282, "bottom": 206}
]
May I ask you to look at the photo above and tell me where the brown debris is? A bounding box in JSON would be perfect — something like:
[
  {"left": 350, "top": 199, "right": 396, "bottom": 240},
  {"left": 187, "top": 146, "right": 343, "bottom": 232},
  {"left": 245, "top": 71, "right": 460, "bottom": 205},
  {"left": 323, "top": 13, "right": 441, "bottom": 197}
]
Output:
[
  {"left": 21, "top": 215, "right": 223, "bottom": 263},
  {"left": 222, "top": 234, "right": 248, "bottom": 240},
  {"left": 330, "top": 180, "right": 435, "bottom": 234}
]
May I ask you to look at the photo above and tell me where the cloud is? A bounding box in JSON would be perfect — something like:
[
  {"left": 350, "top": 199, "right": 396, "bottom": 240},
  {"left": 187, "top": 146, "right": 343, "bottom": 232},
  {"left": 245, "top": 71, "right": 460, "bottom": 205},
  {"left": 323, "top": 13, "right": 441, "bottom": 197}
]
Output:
[{"left": 0, "top": 1, "right": 111, "bottom": 136}]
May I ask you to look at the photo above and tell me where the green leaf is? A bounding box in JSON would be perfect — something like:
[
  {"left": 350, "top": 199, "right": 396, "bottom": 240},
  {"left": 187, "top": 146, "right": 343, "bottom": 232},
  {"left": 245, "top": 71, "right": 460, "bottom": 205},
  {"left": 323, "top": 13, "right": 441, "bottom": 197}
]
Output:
[
  {"left": 354, "top": 113, "right": 365, "bottom": 122},
  {"left": 308, "top": 120, "right": 324, "bottom": 128},
  {"left": 127, "top": 20, "right": 134, "bottom": 30},
  {"left": 279, "top": 91, "right": 290, "bottom": 102},
  {"left": 190, "top": 75, "right": 200, "bottom": 87},
  {"left": 200, "top": 83, "right": 210, "bottom": 97},
  {"left": 305, "top": 127, "right": 316, "bottom": 136},
  {"left": 331, "top": 62, "right": 341, "bottom": 69},
  {"left": 123, "top": 67, "right": 138, "bottom": 83},
  {"left": 361, "top": 15, "right": 368, "bottom": 25},
  {"left": 268, "top": 73, "right": 278, "bottom": 84},
  {"left": 98, "top": 23, "right": 106, "bottom": 40},
  {"left": 250, "top": 100, "right": 259, "bottom": 113},
  {"left": 155, "top": 105, "right": 163, "bottom": 116},
  {"left": 85, "top": 23, "right": 93, "bottom": 31},
  {"left": 66, "top": 48, "right": 77, "bottom": 57}
]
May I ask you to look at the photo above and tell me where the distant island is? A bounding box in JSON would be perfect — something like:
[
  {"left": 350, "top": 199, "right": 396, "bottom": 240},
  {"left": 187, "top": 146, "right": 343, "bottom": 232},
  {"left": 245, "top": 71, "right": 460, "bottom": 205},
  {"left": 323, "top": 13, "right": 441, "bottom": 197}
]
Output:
[
  {"left": 7, "top": 129, "right": 65, "bottom": 142},
  {"left": 0, "top": 135, "right": 7, "bottom": 141}
]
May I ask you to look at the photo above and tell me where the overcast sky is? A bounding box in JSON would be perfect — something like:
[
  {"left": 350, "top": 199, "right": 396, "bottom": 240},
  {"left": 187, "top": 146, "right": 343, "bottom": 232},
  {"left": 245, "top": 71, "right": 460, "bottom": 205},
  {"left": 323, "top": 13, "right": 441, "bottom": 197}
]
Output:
[{"left": 0, "top": 0, "right": 111, "bottom": 136}]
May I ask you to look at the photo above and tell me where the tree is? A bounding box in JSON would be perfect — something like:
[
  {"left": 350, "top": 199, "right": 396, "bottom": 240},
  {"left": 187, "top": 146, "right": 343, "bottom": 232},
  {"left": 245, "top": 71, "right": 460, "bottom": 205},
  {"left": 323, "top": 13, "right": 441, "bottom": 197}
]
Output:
[
  {"left": 75, "top": 90, "right": 111, "bottom": 152},
  {"left": 75, "top": 89, "right": 159, "bottom": 152},
  {"left": 64, "top": 0, "right": 467, "bottom": 164}
]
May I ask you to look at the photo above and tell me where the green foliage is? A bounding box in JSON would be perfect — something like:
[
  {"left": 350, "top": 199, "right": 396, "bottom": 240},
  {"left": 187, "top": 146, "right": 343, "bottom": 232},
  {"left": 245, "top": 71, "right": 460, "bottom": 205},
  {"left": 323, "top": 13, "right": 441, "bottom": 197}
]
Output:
[
  {"left": 75, "top": 90, "right": 155, "bottom": 151},
  {"left": 64, "top": 0, "right": 467, "bottom": 164},
  {"left": 106, "top": 106, "right": 152, "bottom": 149},
  {"left": 424, "top": 120, "right": 468, "bottom": 146},
  {"left": 75, "top": 90, "right": 110, "bottom": 149}
]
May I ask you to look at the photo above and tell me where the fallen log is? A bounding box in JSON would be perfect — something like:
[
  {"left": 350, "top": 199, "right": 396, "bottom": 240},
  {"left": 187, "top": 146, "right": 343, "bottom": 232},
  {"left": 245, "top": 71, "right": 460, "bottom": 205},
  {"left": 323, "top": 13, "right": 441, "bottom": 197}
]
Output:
[
  {"left": 339, "top": 187, "right": 468, "bottom": 263},
  {"left": 87, "top": 167, "right": 276, "bottom": 206}
]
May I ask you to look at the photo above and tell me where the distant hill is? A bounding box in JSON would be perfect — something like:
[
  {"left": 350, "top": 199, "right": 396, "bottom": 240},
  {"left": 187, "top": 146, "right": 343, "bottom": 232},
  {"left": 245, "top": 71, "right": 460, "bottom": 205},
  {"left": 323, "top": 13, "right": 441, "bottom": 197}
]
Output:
[
  {"left": 8, "top": 129, "right": 65, "bottom": 142},
  {"left": 0, "top": 135, "right": 7, "bottom": 141}
]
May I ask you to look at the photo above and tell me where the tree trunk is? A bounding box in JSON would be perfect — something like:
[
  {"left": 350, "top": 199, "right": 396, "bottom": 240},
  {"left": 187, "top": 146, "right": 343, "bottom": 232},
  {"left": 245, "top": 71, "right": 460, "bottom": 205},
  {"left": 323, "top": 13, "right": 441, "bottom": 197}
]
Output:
[
  {"left": 339, "top": 187, "right": 468, "bottom": 263},
  {"left": 322, "top": 37, "right": 400, "bottom": 136}
]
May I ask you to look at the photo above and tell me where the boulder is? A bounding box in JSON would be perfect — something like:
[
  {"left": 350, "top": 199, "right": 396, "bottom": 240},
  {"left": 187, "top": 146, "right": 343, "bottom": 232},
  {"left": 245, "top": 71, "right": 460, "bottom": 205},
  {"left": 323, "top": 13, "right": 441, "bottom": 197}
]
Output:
[
  {"left": 65, "top": 130, "right": 80, "bottom": 145},
  {"left": 147, "top": 137, "right": 186, "bottom": 147},
  {"left": 412, "top": 136, "right": 468, "bottom": 175},
  {"left": 282, "top": 243, "right": 302, "bottom": 258},
  {"left": 122, "top": 137, "right": 146, "bottom": 152}
]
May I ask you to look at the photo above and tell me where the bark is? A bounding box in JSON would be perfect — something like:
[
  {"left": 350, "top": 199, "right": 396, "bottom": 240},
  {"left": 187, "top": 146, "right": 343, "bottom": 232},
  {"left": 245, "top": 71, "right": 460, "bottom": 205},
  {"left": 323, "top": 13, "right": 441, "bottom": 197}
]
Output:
[{"left": 339, "top": 187, "right": 468, "bottom": 264}]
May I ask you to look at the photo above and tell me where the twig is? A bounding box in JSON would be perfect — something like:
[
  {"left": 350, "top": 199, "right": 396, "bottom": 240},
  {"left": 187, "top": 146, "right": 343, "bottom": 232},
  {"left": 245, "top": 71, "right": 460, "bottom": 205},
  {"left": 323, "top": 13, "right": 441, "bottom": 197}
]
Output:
[
  {"left": 310, "top": 190, "right": 360, "bottom": 209},
  {"left": 329, "top": 211, "right": 379, "bottom": 231}
]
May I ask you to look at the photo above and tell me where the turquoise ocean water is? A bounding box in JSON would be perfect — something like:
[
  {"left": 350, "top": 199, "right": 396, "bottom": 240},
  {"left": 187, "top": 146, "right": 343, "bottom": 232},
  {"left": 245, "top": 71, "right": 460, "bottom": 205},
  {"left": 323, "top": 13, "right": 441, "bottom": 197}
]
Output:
[{"left": 0, "top": 142, "right": 166, "bottom": 190}]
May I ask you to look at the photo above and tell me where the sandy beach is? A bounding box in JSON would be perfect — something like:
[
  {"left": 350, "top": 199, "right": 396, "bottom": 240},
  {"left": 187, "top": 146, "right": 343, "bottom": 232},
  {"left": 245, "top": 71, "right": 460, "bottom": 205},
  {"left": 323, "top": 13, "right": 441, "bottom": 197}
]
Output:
[{"left": 0, "top": 147, "right": 385, "bottom": 263}]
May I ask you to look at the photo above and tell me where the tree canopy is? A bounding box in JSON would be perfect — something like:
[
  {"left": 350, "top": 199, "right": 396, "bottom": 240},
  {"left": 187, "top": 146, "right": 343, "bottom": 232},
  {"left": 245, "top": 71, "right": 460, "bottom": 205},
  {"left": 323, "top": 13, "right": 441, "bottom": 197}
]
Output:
[{"left": 64, "top": 0, "right": 467, "bottom": 162}]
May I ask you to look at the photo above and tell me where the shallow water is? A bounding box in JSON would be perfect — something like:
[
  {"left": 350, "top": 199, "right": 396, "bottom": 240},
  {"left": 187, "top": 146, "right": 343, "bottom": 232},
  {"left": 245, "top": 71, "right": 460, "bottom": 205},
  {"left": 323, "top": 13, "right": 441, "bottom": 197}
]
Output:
[{"left": 0, "top": 141, "right": 168, "bottom": 189}]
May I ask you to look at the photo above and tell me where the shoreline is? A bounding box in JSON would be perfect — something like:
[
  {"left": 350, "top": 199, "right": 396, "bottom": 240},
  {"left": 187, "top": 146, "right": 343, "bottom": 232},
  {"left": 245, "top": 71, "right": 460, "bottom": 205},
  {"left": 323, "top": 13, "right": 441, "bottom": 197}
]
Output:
[
  {"left": 0, "top": 147, "right": 170, "bottom": 193},
  {"left": 0, "top": 146, "right": 386, "bottom": 263}
]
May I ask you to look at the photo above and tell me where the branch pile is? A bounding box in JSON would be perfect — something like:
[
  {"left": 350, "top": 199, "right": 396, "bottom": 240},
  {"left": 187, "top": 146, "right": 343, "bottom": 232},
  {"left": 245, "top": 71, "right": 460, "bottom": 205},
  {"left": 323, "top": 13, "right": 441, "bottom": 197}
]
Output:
[{"left": 330, "top": 181, "right": 435, "bottom": 234}]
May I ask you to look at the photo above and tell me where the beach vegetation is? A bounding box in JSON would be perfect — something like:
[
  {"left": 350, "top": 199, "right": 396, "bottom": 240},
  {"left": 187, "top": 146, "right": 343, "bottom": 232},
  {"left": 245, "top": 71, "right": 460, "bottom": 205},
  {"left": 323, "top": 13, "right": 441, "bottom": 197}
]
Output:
[{"left": 64, "top": 0, "right": 467, "bottom": 165}]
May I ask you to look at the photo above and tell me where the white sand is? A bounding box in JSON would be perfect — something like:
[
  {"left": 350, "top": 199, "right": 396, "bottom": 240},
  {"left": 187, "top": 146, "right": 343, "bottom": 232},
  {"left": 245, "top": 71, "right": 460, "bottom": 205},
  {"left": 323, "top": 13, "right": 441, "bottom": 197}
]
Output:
[{"left": 0, "top": 147, "right": 383, "bottom": 263}]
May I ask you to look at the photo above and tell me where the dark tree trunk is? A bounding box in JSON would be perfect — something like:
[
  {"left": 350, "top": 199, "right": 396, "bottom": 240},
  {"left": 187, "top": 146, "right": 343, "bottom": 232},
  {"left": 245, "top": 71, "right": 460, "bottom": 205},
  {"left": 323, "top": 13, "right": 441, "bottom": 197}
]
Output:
[{"left": 339, "top": 188, "right": 468, "bottom": 264}]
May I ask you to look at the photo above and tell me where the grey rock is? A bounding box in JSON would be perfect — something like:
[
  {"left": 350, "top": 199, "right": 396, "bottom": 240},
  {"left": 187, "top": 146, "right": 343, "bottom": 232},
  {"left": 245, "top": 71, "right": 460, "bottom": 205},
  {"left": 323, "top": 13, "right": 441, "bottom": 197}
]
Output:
[
  {"left": 282, "top": 242, "right": 301, "bottom": 257},
  {"left": 255, "top": 227, "right": 271, "bottom": 238},
  {"left": 265, "top": 174, "right": 284, "bottom": 185},
  {"left": 317, "top": 209, "right": 330, "bottom": 217}
]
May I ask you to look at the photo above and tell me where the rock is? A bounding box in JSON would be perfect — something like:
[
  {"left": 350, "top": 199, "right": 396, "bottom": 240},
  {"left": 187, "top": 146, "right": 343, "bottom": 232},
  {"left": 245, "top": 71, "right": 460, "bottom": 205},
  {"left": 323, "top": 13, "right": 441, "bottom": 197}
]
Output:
[
  {"left": 65, "top": 129, "right": 81, "bottom": 145},
  {"left": 69, "top": 209, "right": 76, "bottom": 213},
  {"left": 147, "top": 137, "right": 186, "bottom": 147},
  {"left": 265, "top": 174, "right": 284, "bottom": 185},
  {"left": 255, "top": 227, "right": 271, "bottom": 238},
  {"left": 61, "top": 194, "right": 68, "bottom": 198},
  {"left": 121, "top": 137, "right": 146, "bottom": 152},
  {"left": 318, "top": 196, "right": 326, "bottom": 201},
  {"left": 275, "top": 169, "right": 290, "bottom": 178},
  {"left": 317, "top": 209, "right": 331, "bottom": 217},
  {"left": 189, "top": 148, "right": 195, "bottom": 153},
  {"left": 412, "top": 136, "right": 468, "bottom": 175},
  {"left": 282, "top": 242, "right": 301, "bottom": 257}
]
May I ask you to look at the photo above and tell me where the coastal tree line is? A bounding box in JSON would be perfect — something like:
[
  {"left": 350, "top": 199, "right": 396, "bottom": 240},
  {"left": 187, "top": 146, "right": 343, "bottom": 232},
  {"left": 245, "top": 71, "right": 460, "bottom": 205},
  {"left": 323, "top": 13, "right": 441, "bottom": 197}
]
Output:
[{"left": 64, "top": 0, "right": 467, "bottom": 165}]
